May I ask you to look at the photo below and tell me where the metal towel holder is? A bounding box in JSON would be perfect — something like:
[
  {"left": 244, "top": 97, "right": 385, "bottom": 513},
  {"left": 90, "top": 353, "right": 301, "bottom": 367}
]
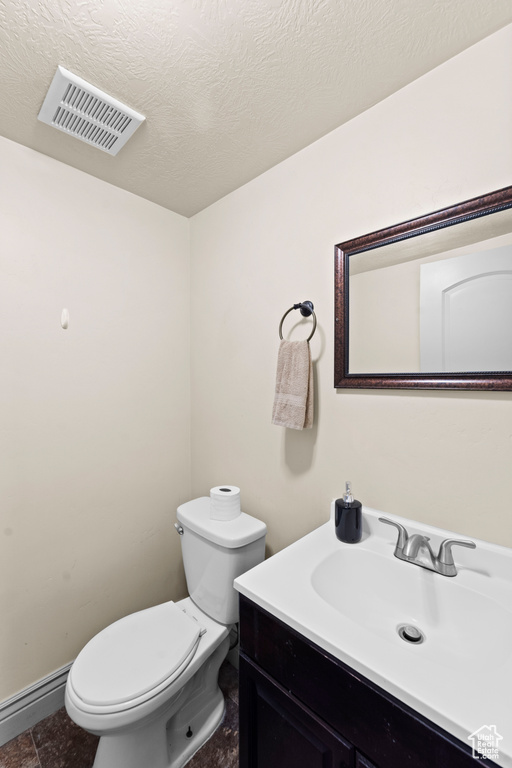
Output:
[{"left": 279, "top": 301, "right": 317, "bottom": 342}]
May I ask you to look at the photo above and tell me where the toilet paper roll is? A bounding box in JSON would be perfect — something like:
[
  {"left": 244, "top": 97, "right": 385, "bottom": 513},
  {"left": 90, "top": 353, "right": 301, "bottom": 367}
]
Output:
[{"left": 210, "top": 486, "right": 241, "bottom": 521}]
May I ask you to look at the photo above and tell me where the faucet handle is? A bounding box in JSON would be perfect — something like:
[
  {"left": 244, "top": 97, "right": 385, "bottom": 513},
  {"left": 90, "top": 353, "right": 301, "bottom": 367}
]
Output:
[
  {"left": 437, "top": 538, "right": 476, "bottom": 566},
  {"left": 379, "top": 517, "right": 409, "bottom": 552}
]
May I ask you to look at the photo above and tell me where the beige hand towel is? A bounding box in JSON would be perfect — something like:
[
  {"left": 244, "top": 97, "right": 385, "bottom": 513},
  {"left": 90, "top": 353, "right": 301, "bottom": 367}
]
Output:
[{"left": 272, "top": 340, "right": 314, "bottom": 429}]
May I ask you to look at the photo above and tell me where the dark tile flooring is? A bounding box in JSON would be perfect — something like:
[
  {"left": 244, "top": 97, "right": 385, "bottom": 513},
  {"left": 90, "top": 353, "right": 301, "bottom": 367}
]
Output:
[{"left": 0, "top": 661, "right": 239, "bottom": 768}]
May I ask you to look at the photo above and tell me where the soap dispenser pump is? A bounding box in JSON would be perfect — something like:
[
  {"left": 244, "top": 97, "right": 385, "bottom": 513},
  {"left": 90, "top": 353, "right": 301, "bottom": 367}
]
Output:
[{"left": 335, "top": 482, "right": 362, "bottom": 543}]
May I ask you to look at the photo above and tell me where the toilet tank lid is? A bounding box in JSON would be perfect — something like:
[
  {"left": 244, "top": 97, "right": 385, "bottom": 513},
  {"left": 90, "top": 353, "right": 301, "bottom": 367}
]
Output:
[{"left": 177, "top": 497, "right": 266, "bottom": 548}]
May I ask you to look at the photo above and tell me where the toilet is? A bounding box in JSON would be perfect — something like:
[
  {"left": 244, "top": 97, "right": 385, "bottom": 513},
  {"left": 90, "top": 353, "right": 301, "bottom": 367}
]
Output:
[{"left": 65, "top": 497, "right": 266, "bottom": 768}]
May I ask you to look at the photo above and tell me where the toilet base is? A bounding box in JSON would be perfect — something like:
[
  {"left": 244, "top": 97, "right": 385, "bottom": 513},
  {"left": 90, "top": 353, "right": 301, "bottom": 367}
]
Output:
[
  {"left": 91, "top": 692, "right": 225, "bottom": 768},
  {"left": 167, "top": 688, "right": 225, "bottom": 767},
  {"left": 90, "top": 636, "right": 229, "bottom": 768}
]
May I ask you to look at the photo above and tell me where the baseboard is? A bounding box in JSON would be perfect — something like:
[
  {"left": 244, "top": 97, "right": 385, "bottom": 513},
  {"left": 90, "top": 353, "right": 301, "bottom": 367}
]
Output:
[{"left": 0, "top": 664, "right": 71, "bottom": 747}]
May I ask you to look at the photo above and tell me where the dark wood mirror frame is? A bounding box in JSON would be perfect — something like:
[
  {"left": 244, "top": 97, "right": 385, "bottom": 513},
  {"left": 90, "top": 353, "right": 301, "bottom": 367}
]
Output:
[{"left": 335, "top": 185, "right": 512, "bottom": 390}]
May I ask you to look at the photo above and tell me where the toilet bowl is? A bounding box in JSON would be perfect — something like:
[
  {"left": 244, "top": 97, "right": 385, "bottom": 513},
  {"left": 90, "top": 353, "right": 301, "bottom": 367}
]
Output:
[
  {"left": 65, "top": 598, "right": 230, "bottom": 768},
  {"left": 65, "top": 497, "right": 266, "bottom": 768}
]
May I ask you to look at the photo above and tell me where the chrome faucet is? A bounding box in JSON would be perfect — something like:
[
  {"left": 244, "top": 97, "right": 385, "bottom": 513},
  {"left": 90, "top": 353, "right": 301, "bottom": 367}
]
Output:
[{"left": 379, "top": 518, "right": 476, "bottom": 577}]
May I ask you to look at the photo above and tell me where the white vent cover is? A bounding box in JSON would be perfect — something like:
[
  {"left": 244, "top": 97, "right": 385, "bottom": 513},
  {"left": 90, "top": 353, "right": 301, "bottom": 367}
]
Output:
[{"left": 38, "top": 66, "right": 145, "bottom": 156}]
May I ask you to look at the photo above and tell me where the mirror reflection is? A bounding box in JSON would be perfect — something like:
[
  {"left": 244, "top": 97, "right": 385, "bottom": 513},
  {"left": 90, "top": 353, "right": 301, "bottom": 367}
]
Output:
[{"left": 348, "top": 208, "right": 512, "bottom": 374}]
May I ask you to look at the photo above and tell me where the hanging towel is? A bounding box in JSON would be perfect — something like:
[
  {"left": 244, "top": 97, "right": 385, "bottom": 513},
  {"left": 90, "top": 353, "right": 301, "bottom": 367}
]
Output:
[{"left": 272, "top": 340, "right": 314, "bottom": 429}]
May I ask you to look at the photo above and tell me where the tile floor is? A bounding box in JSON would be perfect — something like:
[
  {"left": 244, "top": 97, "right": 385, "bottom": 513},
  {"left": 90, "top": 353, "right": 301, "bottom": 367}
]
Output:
[{"left": 0, "top": 661, "right": 239, "bottom": 768}]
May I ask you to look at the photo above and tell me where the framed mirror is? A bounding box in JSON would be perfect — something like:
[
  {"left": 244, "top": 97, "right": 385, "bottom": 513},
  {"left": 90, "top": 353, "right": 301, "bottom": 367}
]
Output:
[{"left": 334, "top": 185, "right": 512, "bottom": 389}]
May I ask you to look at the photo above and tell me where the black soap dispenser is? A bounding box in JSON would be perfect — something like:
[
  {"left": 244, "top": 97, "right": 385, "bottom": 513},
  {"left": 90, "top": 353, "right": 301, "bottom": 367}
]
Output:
[{"left": 335, "top": 482, "right": 362, "bottom": 543}]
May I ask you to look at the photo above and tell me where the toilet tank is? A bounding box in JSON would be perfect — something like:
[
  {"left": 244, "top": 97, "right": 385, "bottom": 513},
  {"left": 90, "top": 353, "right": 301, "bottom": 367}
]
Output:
[{"left": 177, "top": 497, "right": 266, "bottom": 625}]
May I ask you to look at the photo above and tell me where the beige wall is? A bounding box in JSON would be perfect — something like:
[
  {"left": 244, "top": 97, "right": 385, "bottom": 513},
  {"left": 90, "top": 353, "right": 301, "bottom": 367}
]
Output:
[
  {"left": 349, "top": 260, "right": 421, "bottom": 373},
  {"left": 190, "top": 25, "right": 512, "bottom": 556},
  {"left": 0, "top": 139, "right": 190, "bottom": 701}
]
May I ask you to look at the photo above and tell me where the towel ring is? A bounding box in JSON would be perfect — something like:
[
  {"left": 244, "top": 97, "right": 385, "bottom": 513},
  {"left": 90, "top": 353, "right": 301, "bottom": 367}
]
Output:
[{"left": 279, "top": 301, "right": 317, "bottom": 342}]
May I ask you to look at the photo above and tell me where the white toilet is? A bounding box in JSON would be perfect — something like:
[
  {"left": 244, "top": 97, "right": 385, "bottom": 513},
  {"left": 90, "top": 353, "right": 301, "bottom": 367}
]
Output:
[{"left": 65, "top": 497, "right": 266, "bottom": 768}]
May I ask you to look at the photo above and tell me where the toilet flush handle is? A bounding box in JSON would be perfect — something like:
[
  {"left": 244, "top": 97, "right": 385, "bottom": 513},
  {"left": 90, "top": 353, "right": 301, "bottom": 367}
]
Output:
[{"left": 174, "top": 523, "right": 184, "bottom": 535}]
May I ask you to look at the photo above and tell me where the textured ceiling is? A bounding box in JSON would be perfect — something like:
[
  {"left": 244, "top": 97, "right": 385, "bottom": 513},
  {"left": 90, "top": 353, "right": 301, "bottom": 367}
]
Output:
[{"left": 1, "top": 1, "right": 511, "bottom": 217}]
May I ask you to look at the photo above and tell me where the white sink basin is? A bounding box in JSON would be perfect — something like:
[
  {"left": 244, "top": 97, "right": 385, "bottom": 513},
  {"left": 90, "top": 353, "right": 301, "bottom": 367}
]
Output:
[
  {"left": 235, "top": 506, "right": 512, "bottom": 765},
  {"left": 311, "top": 546, "right": 512, "bottom": 667}
]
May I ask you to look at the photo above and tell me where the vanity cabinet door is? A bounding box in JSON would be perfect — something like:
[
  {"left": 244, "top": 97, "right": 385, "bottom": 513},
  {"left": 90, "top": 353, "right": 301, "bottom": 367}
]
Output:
[
  {"left": 239, "top": 654, "right": 354, "bottom": 768},
  {"left": 355, "top": 753, "right": 378, "bottom": 768}
]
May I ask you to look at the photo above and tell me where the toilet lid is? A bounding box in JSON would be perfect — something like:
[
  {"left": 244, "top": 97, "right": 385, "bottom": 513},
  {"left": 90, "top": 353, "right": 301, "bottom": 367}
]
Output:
[{"left": 70, "top": 602, "right": 201, "bottom": 706}]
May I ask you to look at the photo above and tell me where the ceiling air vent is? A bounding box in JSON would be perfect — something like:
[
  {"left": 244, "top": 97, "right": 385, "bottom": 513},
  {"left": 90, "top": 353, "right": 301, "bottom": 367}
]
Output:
[{"left": 38, "top": 66, "right": 145, "bottom": 156}]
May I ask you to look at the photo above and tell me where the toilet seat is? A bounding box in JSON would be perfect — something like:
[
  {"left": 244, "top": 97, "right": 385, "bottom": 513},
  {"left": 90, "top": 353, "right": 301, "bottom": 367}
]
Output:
[{"left": 68, "top": 602, "right": 204, "bottom": 713}]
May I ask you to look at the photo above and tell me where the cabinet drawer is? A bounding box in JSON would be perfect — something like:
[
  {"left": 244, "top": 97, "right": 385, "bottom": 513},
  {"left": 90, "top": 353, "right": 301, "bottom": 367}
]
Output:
[{"left": 240, "top": 596, "right": 477, "bottom": 768}]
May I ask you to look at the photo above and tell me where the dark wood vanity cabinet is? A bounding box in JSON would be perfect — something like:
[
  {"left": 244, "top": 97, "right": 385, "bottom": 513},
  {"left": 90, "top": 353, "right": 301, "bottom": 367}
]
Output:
[
  {"left": 239, "top": 596, "right": 477, "bottom": 768},
  {"left": 239, "top": 657, "right": 354, "bottom": 768}
]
